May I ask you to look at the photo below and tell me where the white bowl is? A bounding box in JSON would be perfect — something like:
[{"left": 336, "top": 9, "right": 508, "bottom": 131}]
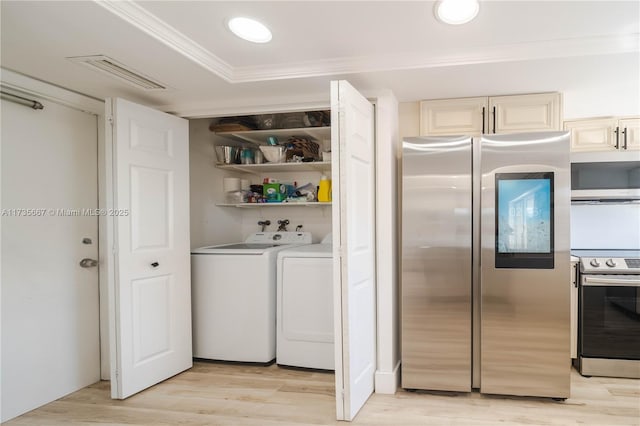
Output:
[{"left": 259, "top": 145, "right": 286, "bottom": 163}]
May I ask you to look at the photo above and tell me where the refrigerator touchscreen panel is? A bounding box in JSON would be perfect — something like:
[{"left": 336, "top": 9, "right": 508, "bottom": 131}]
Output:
[{"left": 495, "top": 172, "right": 555, "bottom": 269}]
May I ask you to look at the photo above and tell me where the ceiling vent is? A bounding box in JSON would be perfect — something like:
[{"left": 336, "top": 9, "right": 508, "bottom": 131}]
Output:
[{"left": 67, "top": 55, "right": 166, "bottom": 90}]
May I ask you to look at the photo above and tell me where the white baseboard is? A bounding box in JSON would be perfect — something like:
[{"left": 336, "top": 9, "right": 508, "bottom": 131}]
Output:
[{"left": 374, "top": 361, "right": 400, "bottom": 394}]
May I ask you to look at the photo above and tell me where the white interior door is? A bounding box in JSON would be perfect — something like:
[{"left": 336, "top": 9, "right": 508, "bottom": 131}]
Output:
[
  {"left": 107, "top": 98, "right": 192, "bottom": 399},
  {"left": 331, "top": 80, "right": 376, "bottom": 421},
  {"left": 1, "top": 97, "right": 100, "bottom": 422}
]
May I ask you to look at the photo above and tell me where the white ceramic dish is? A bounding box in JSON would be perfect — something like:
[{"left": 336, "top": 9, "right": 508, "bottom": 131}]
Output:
[{"left": 259, "top": 146, "right": 286, "bottom": 163}]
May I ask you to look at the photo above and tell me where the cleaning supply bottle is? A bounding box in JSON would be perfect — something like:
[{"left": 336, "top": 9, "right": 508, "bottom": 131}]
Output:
[{"left": 318, "top": 175, "right": 331, "bottom": 202}]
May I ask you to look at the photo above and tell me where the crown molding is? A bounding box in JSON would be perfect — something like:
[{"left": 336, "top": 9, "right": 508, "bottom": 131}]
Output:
[
  {"left": 95, "top": 0, "right": 234, "bottom": 82},
  {"left": 97, "top": 1, "right": 639, "bottom": 84},
  {"left": 232, "top": 33, "right": 640, "bottom": 82}
]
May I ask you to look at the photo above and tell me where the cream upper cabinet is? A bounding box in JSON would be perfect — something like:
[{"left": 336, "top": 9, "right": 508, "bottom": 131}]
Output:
[
  {"left": 489, "top": 93, "right": 562, "bottom": 134},
  {"left": 564, "top": 117, "right": 618, "bottom": 152},
  {"left": 619, "top": 118, "right": 640, "bottom": 151},
  {"left": 419, "top": 93, "right": 561, "bottom": 136},
  {"left": 564, "top": 117, "right": 639, "bottom": 152},
  {"left": 420, "top": 97, "right": 487, "bottom": 137}
]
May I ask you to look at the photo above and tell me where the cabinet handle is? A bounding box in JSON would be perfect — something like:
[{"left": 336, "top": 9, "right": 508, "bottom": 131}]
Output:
[
  {"left": 481, "top": 107, "right": 485, "bottom": 134},
  {"left": 492, "top": 106, "right": 496, "bottom": 134},
  {"left": 622, "top": 127, "right": 628, "bottom": 150},
  {"left": 614, "top": 127, "right": 620, "bottom": 149}
]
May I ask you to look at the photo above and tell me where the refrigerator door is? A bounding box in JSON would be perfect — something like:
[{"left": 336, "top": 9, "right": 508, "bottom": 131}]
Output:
[
  {"left": 480, "top": 131, "right": 571, "bottom": 399},
  {"left": 401, "top": 136, "right": 472, "bottom": 392}
]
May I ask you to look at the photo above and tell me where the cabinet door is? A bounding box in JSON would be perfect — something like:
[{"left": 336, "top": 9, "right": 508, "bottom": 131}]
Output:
[
  {"left": 490, "top": 93, "right": 561, "bottom": 134},
  {"left": 619, "top": 118, "right": 640, "bottom": 151},
  {"left": 564, "top": 118, "right": 618, "bottom": 152},
  {"left": 419, "top": 97, "right": 487, "bottom": 137}
]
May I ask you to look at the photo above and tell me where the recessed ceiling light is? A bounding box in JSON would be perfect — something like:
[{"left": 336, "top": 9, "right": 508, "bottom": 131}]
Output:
[
  {"left": 228, "top": 17, "right": 272, "bottom": 43},
  {"left": 435, "top": 0, "right": 480, "bottom": 25}
]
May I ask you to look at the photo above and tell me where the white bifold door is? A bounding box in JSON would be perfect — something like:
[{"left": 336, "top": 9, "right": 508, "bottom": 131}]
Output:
[
  {"left": 106, "top": 98, "right": 192, "bottom": 399},
  {"left": 331, "top": 80, "right": 377, "bottom": 421}
]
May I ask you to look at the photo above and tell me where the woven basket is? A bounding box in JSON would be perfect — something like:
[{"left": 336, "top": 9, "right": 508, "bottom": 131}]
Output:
[{"left": 285, "top": 137, "right": 320, "bottom": 160}]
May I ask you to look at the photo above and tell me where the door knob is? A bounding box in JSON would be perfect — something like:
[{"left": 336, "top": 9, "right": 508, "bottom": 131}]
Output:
[{"left": 79, "top": 258, "right": 98, "bottom": 268}]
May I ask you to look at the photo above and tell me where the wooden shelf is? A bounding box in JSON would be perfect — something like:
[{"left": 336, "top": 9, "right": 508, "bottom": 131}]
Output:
[
  {"left": 216, "top": 202, "right": 332, "bottom": 208},
  {"left": 216, "top": 161, "right": 331, "bottom": 174},
  {"left": 215, "top": 126, "right": 331, "bottom": 146}
]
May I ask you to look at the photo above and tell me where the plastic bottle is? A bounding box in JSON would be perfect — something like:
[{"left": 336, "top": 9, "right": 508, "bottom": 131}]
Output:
[{"left": 318, "top": 175, "right": 331, "bottom": 202}]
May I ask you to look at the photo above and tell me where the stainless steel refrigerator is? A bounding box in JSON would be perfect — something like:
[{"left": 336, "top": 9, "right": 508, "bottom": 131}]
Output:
[{"left": 400, "top": 132, "right": 571, "bottom": 399}]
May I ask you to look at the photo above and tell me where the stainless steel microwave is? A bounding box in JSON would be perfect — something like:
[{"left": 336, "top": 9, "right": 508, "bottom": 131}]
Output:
[{"left": 571, "top": 152, "right": 640, "bottom": 201}]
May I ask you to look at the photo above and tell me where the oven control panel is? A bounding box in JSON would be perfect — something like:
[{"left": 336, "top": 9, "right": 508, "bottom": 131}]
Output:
[{"left": 580, "top": 257, "right": 640, "bottom": 274}]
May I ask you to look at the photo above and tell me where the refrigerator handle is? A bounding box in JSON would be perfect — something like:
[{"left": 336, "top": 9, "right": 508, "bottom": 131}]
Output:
[
  {"left": 481, "top": 107, "right": 485, "bottom": 134},
  {"left": 622, "top": 127, "right": 628, "bottom": 150},
  {"left": 492, "top": 106, "right": 496, "bottom": 134},
  {"left": 614, "top": 127, "right": 620, "bottom": 149}
]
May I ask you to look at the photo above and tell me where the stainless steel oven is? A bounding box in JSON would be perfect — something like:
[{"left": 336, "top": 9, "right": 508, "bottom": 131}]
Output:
[{"left": 573, "top": 250, "right": 640, "bottom": 378}]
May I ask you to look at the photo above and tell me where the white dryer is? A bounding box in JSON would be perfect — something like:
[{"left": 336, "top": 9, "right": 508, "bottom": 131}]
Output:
[
  {"left": 191, "top": 232, "right": 312, "bottom": 363},
  {"left": 276, "top": 234, "right": 334, "bottom": 370}
]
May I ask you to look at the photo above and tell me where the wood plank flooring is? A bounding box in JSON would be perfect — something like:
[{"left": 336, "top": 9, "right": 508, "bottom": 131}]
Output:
[{"left": 5, "top": 362, "right": 639, "bottom": 425}]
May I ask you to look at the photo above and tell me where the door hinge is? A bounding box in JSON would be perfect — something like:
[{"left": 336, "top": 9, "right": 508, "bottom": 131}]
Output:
[{"left": 107, "top": 115, "right": 114, "bottom": 126}]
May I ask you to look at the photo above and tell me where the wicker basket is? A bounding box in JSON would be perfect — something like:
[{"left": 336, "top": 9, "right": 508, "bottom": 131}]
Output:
[{"left": 285, "top": 137, "right": 320, "bottom": 160}]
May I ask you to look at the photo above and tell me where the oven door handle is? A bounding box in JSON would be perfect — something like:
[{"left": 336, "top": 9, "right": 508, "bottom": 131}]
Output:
[{"left": 583, "top": 276, "right": 640, "bottom": 287}]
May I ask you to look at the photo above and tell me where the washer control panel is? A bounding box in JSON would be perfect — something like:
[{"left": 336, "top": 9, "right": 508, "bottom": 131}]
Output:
[{"left": 246, "top": 232, "right": 312, "bottom": 245}]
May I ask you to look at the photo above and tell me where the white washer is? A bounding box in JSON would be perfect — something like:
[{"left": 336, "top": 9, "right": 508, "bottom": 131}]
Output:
[
  {"left": 276, "top": 234, "right": 334, "bottom": 370},
  {"left": 191, "top": 232, "right": 312, "bottom": 363}
]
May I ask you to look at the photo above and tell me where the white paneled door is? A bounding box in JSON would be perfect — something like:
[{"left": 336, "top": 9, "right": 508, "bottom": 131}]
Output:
[
  {"left": 1, "top": 98, "right": 100, "bottom": 422},
  {"left": 331, "top": 80, "right": 376, "bottom": 421},
  {"left": 107, "top": 98, "right": 192, "bottom": 399}
]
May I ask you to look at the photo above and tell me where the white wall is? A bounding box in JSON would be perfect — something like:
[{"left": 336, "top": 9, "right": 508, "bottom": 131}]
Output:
[
  {"left": 236, "top": 171, "right": 332, "bottom": 241},
  {"left": 240, "top": 205, "right": 332, "bottom": 241},
  {"left": 373, "top": 91, "right": 400, "bottom": 394},
  {"left": 558, "top": 54, "right": 640, "bottom": 119},
  {"left": 189, "top": 118, "right": 243, "bottom": 248}
]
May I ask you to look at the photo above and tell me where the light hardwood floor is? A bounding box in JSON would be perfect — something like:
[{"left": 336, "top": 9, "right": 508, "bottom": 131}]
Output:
[{"left": 5, "top": 362, "right": 640, "bottom": 425}]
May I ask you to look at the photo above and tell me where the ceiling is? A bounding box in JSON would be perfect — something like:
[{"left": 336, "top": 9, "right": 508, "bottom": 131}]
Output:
[{"left": 1, "top": 1, "right": 639, "bottom": 117}]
